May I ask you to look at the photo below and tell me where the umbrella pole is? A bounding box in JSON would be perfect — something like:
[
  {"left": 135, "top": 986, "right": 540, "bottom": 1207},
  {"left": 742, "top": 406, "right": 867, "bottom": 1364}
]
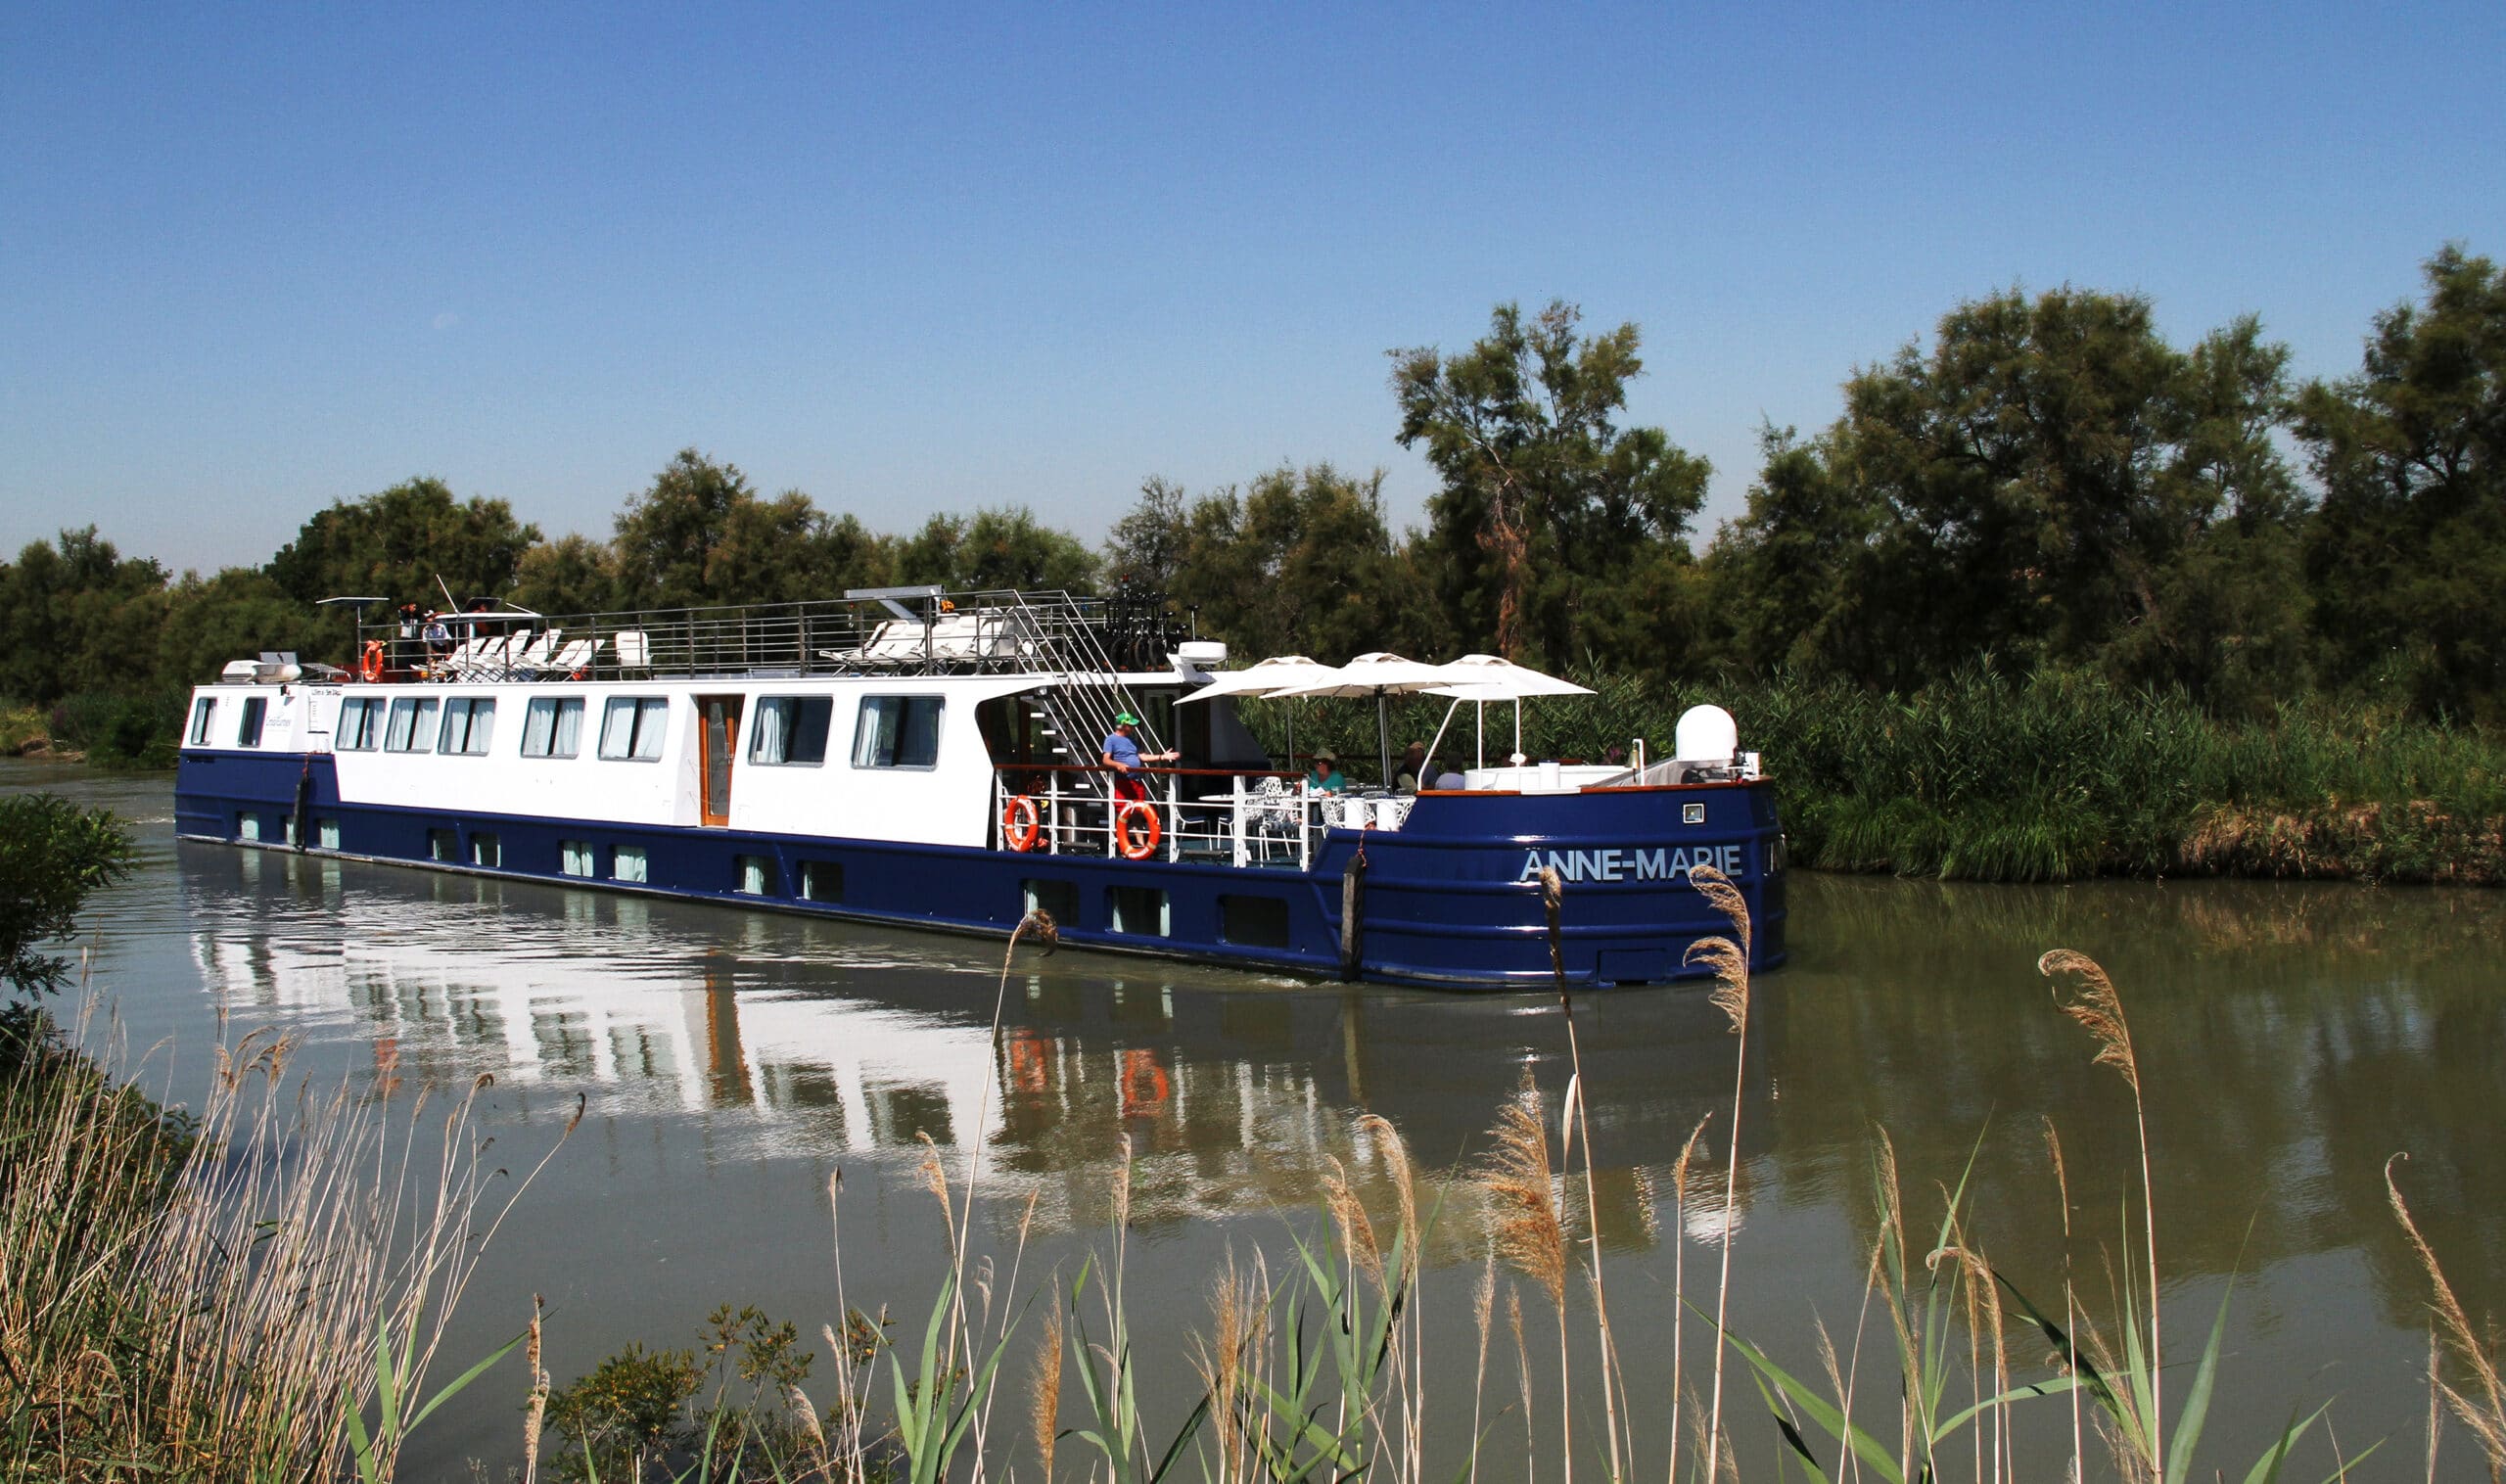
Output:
[
  {"left": 1476, "top": 701, "right": 1485, "bottom": 768},
  {"left": 1513, "top": 700, "right": 1523, "bottom": 763},
  {"left": 1423, "top": 700, "right": 1462, "bottom": 788},
  {"left": 1375, "top": 691, "right": 1392, "bottom": 785}
]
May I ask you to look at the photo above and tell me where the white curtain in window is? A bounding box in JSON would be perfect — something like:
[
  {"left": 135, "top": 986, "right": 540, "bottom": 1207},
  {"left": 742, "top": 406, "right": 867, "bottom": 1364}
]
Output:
[{"left": 753, "top": 698, "right": 791, "bottom": 764}]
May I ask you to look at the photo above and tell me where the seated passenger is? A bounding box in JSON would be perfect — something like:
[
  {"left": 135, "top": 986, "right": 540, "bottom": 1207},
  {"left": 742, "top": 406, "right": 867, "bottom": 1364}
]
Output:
[
  {"left": 1393, "top": 741, "right": 1430, "bottom": 792},
  {"left": 1434, "top": 769, "right": 1467, "bottom": 790},
  {"left": 1305, "top": 751, "right": 1348, "bottom": 793}
]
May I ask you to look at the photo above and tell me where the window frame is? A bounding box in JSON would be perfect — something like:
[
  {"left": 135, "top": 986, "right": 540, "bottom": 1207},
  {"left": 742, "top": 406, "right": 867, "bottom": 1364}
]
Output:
[
  {"left": 438, "top": 697, "right": 496, "bottom": 756},
  {"left": 851, "top": 695, "right": 945, "bottom": 770},
  {"left": 521, "top": 696, "right": 585, "bottom": 759},
  {"left": 384, "top": 697, "right": 439, "bottom": 753},
  {"left": 236, "top": 697, "right": 267, "bottom": 748},
  {"left": 599, "top": 697, "right": 671, "bottom": 762},
  {"left": 749, "top": 695, "right": 835, "bottom": 766},
  {"left": 188, "top": 697, "right": 216, "bottom": 746},
  {"left": 336, "top": 696, "right": 383, "bottom": 751}
]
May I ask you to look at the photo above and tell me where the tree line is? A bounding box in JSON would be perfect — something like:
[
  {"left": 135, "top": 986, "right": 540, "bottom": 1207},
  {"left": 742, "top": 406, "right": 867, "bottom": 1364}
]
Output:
[{"left": 4, "top": 244, "right": 2499, "bottom": 728}]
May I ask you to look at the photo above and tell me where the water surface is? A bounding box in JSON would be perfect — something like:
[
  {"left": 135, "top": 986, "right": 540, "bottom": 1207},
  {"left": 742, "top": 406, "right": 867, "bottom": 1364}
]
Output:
[{"left": 17, "top": 761, "right": 2501, "bottom": 1478}]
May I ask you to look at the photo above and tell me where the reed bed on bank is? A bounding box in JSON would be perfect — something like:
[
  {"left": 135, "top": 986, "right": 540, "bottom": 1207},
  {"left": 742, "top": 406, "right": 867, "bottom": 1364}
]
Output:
[
  {"left": 1251, "top": 668, "right": 2506, "bottom": 883},
  {"left": 0, "top": 988, "right": 573, "bottom": 1482}
]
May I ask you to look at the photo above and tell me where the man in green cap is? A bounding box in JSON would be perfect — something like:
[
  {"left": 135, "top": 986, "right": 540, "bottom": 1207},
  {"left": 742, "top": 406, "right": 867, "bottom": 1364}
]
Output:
[{"left": 1100, "top": 712, "right": 1178, "bottom": 801}]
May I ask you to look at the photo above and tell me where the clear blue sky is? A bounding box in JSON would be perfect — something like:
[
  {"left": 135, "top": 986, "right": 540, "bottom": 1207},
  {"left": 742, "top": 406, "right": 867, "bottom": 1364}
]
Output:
[{"left": 5, "top": 2, "right": 2500, "bottom": 575}]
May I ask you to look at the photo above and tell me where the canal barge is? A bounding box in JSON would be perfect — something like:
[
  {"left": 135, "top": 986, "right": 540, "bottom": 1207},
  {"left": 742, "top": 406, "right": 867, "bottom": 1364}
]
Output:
[{"left": 172, "top": 587, "right": 1786, "bottom": 989}]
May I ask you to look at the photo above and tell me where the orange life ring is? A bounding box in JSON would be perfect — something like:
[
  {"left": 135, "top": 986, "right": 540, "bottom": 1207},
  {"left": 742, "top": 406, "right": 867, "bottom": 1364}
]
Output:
[
  {"left": 1120, "top": 1047, "right": 1169, "bottom": 1114},
  {"left": 1002, "top": 795, "right": 1043, "bottom": 852},
  {"left": 359, "top": 641, "right": 385, "bottom": 682},
  {"left": 1115, "top": 800, "right": 1160, "bottom": 859}
]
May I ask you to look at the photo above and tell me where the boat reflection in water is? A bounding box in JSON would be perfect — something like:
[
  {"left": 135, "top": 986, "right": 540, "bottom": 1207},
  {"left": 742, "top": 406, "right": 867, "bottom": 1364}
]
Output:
[{"left": 179, "top": 841, "right": 1753, "bottom": 1248}]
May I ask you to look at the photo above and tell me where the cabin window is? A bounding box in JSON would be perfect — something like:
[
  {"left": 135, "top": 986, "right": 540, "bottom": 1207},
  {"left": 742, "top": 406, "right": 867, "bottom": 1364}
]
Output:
[
  {"left": 472, "top": 833, "right": 501, "bottom": 867},
  {"left": 317, "top": 818, "right": 341, "bottom": 850},
  {"left": 1220, "top": 895, "right": 1291, "bottom": 949},
  {"left": 236, "top": 698, "right": 267, "bottom": 747},
  {"left": 735, "top": 855, "right": 775, "bottom": 895},
  {"left": 561, "top": 840, "right": 597, "bottom": 877},
  {"left": 439, "top": 697, "right": 496, "bottom": 756},
  {"left": 1023, "top": 878, "right": 1079, "bottom": 927},
  {"left": 385, "top": 698, "right": 439, "bottom": 753},
  {"left": 1108, "top": 886, "right": 1169, "bottom": 938},
  {"left": 614, "top": 845, "right": 648, "bottom": 883},
  {"left": 238, "top": 813, "right": 261, "bottom": 841},
  {"left": 278, "top": 813, "right": 297, "bottom": 846},
  {"left": 428, "top": 828, "right": 458, "bottom": 862},
  {"left": 521, "top": 697, "right": 584, "bottom": 758},
  {"left": 750, "top": 696, "right": 834, "bottom": 765},
  {"left": 599, "top": 698, "right": 671, "bottom": 761},
  {"left": 853, "top": 696, "right": 943, "bottom": 769},
  {"left": 799, "top": 860, "right": 843, "bottom": 903},
  {"left": 336, "top": 697, "right": 382, "bottom": 750},
  {"left": 188, "top": 698, "right": 216, "bottom": 745}
]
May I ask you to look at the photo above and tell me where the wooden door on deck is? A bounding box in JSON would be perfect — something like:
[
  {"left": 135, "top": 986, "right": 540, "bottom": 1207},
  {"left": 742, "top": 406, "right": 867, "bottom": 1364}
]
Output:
[{"left": 698, "top": 696, "right": 742, "bottom": 827}]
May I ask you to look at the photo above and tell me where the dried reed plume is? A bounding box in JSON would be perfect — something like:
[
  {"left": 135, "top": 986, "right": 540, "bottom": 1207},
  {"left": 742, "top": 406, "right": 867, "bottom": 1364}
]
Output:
[
  {"left": 1031, "top": 1301, "right": 1066, "bottom": 1482},
  {"left": 1508, "top": 1284, "right": 1536, "bottom": 1484},
  {"left": 2041, "top": 948, "right": 2163, "bottom": 1477},
  {"left": 2387, "top": 1153, "right": 2506, "bottom": 1471},
  {"left": 1360, "top": 1112, "right": 1427, "bottom": 1483},
  {"left": 1539, "top": 864, "right": 1628, "bottom": 1482},
  {"left": 1192, "top": 1253, "right": 1265, "bottom": 1484},
  {"left": 1483, "top": 1066, "right": 1571, "bottom": 1484},
  {"left": 1470, "top": 1256, "right": 1497, "bottom": 1484},
  {"left": 1685, "top": 862, "right": 1753, "bottom": 1484},
  {"left": 523, "top": 1293, "right": 548, "bottom": 1484}
]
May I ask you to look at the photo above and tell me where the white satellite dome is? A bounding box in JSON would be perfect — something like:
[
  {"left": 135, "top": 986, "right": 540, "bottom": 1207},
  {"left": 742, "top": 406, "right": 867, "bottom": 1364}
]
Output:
[{"left": 1673, "top": 704, "right": 1739, "bottom": 765}]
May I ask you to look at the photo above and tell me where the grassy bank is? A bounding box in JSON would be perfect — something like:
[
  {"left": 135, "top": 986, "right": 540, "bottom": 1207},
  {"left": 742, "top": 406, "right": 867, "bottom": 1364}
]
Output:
[
  {"left": 1255, "top": 669, "right": 2506, "bottom": 884},
  {"left": 0, "top": 997, "right": 569, "bottom": 1480},
  {"left": 1, "top": 689, "right": 186, "bottom": 768}
]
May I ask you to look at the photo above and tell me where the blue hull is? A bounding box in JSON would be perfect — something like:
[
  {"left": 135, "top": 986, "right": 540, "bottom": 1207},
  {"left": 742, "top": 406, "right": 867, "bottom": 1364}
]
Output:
[{"left": 176, "top": 749, "right": 1787, "bottom": 990}]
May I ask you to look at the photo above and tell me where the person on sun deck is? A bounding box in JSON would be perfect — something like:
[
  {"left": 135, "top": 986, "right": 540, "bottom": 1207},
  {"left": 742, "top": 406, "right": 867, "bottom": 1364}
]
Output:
[
  {"left": 1305, "top": 751, "right": 1348, "bottom": 794},
  {"left": 1100, "top": 713, "right": 1178, "bottom": 802},
  {"left": 1393, "top": 741, "right": 1430, "bottom": 793}
]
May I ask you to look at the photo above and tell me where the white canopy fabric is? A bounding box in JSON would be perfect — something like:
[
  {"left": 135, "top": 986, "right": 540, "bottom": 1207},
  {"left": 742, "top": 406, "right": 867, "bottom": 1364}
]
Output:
[
  {"left": 1425, "top": 653, "right": 1595, "bottom": 701},
  {"left": 1175, "top": 655, "right": 1343, "bottom": 703},
  {"left": 1264, "top": 652, "right": 1449, "bottom": 700}
]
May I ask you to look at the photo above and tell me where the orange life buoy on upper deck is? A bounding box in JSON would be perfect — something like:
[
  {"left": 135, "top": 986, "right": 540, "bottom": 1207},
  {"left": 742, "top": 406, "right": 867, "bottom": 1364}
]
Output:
[
  {"left": 359, "top": 641, "right": 385, "bottom": 682},
  {"left": 1115, "top": 801, "right": 1160, "bottom": 859},
  {"left": 1002, "top": 795, "right": 1043, "bottom": 852}
]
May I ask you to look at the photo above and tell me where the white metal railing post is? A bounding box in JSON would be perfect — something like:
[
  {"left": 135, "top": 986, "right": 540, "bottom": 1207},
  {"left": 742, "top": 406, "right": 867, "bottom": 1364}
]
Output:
[
  {"left": 1166, "top": 773, "right": 1179, "bottom": 862},
  {"left": 1231, "top": 772, "right": 1246, "bottom": 869},
  {"left": 1047, "top": 772, "right": 1061, "bottom": 855},
  {"left": 1105, "top": 772, "right": 1117, "bottom": 858},
  {"left": 1298, "top": 783, "right": 1312, "bottom": 872}
]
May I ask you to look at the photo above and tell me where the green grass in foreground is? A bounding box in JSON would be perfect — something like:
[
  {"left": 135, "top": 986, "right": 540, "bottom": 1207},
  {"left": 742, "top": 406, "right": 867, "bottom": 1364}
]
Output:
[{"left": 1260, "top": 668, "right": 2506, "bottom": 884}]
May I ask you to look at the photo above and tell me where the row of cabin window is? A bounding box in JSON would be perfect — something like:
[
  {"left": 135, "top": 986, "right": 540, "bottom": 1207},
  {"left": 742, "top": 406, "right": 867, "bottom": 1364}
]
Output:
[{"left": 319, "top": 693, "right": 944, "bottom": 767}]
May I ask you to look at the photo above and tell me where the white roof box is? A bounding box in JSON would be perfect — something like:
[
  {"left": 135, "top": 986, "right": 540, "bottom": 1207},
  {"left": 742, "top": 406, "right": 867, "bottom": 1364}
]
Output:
[{"left": 1174, "top": 640, "right": 1228, "bottom": 675}]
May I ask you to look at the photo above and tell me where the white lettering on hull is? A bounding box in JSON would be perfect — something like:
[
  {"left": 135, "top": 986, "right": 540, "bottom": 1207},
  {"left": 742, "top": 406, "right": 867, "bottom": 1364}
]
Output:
[{"left": 1515, "top": 844, "right": 1748, "bottom": 883}]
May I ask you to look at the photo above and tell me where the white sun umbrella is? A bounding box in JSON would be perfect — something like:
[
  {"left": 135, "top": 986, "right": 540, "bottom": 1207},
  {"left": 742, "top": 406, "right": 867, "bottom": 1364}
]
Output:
[
  {"left": 1174, "top": 655, "right": 1346, "bottom": 770},
  {"left": 1266, "top": 652, "right": 1452, "bottom": 784},
  {"left": 1425, "top": 654, "right": 1595, "bottom": 769}
]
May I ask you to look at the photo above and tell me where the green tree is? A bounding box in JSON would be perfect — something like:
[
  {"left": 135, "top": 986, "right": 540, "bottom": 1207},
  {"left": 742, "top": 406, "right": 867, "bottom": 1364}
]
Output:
[
  {"left": 1392, "top": 301, "right": 1710, "bottom": 666},
  {"left": 607, "top": 450, "right": 898, "bottom": 610},
  {"left": 1169, "top": 464, "right": 1442, "bottom": 662},
  {"left": 0, "top": 529, "right": 171, "bottom": 703},
  {"left": 1104, "top": 475, "right": 1192, "bottom": 592},
  {"left": 0, "top": 795, "right": 137, "bottom": 998},
  {"left": 511, "top": 533, "right": 621, "bottom": 617},
  {"left": 156, "top": 568, "right": 328, "bottom": 690},
  {"left": 1724, "top": 287, "right": 2305, "bottom": 700},
  {"left": 609, "top": 450, "right": 757, "bottom": 610},
  {"left": 896, "top": 506, "right": 1098, "bottom": 593},
  {"left": 265, "top": 478, "right": 540, "bottom": 613},
  {"left": 2297, "top": 246, "right": 2506, "bottom": 720}
]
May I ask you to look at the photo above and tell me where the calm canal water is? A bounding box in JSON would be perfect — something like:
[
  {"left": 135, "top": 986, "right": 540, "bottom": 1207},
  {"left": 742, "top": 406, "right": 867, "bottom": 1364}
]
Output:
[{"left": 16, "top": 760, "right": 2503, "bottom": 1479}]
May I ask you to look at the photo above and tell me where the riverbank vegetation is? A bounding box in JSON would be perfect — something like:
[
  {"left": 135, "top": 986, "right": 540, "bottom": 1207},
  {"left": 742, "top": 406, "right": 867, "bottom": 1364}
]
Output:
[
  {"left": 4, "top": 244, "right": 2500, "bottom": 876},
  {"left": 505, "top": 894, "right": 2504, "bottom": 1483}
]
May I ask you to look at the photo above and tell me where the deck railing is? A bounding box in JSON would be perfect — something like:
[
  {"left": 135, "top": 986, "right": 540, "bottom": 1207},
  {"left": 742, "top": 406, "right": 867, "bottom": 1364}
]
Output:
[
  {"left": 349, "top": 587, "right": 1190, "bottom": 684},
  {"left": 989, "top": 765, "right": 1411, "bottom": 871}
]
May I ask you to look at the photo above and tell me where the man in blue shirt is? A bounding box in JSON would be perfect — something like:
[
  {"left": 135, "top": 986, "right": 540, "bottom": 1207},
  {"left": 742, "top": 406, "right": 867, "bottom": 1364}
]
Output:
[{"left": 1100, "top": 712, "right": 1178, "bottom": 801}]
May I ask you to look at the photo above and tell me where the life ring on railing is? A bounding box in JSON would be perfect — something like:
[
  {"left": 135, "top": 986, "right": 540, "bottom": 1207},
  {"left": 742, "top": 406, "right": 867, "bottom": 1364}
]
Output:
[
  {"left": 1115, "top": 800, "right": 1161, "bottom": 859},
  {"left": 359, "top": 641, "right": 386, "bottom": 682},
  {"left": 1120, "top": 1047, "right": 1170, "bottom": 1114},
  {"left": 1002, "top": 795, "right": 1043, "bottom": 852}
]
